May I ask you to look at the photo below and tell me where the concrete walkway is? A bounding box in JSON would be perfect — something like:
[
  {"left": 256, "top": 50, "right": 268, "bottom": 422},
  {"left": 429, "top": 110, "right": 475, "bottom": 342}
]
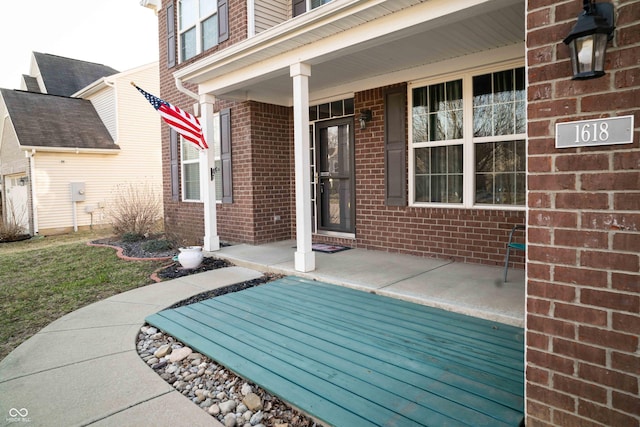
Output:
[
  {"left": 0, "top": 243, "right": 524, "bottom": 427},
  {"left": 0, "top": 267, "right": 262, "bottom": 427}
]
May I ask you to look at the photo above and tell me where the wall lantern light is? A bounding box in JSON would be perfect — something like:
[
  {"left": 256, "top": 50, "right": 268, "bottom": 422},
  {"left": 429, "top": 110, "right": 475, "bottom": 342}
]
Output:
[
  {"left": 359, "top": 109, "right": 372, "bottom": 129},
  {"left": 18, "top": 176, "right": 29, "bottom": 186},
  {"left": 563, "top": 0, "right": 615, "bottom": 80}
]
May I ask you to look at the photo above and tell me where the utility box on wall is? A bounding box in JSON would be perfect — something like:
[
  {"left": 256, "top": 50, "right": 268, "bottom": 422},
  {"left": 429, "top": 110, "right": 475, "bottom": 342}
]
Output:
[{"left": 70, "top": 182, "right": 86, "bottom": 202}]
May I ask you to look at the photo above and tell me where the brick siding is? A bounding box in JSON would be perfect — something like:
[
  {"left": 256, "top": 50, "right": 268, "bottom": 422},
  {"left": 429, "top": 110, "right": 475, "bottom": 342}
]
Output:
[
  {"left": 349, "top": 86, "right": 526, "bottom": 266},
  {"left": 526, "top": 0, "right": 640, "bottom": 426}
]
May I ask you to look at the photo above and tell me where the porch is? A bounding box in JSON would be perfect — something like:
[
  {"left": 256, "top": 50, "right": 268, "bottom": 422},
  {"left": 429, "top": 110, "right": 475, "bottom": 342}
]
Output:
[
  {"left": 213, "top": 240, "right": 525, "bottom": 327},
  {"left": 147, "top": 245, "right": 526, "bottom": 426}
]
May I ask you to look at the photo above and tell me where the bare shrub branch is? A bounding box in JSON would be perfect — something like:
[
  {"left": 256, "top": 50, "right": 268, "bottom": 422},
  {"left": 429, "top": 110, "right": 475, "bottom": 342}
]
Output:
[
  {"left": 0, "top": 199, "right": 28, "bottom": 241},
  {"left": 109, "top": 182, "right": 162, "bottom": 238}
]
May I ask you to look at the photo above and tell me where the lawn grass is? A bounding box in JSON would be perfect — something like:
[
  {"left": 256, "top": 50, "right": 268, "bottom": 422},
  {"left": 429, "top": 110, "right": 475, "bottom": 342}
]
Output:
[{"left": 0, "top": 231, "right": 168, "bottom": 361}]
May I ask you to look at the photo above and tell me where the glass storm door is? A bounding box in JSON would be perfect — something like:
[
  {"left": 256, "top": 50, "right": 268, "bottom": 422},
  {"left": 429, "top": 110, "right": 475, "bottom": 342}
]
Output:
[{"left": 315, "top": 118, "right": 355, "bottom": 233}]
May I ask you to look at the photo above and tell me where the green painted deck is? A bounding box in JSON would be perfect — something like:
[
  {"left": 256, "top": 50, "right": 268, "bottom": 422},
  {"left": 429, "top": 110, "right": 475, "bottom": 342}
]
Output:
[{"left": 146, "top": 276, "right": 524, "bottom": 427}]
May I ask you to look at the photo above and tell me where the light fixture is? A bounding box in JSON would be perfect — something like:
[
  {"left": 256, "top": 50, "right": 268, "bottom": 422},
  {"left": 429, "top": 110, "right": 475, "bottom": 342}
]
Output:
[
  {"left": 563, "top": 0, "right": 615, "bottom": 80},
  {"left": 359, "top": 109, "right": 372, "bottom": 129},
  {"left": 18, "top": 176, "right": 28, "bottom": 186}
]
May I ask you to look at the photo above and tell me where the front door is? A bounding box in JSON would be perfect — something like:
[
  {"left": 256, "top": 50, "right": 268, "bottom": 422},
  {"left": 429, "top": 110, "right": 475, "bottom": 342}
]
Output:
[{"left": 315, "top": 118, "right": 355, "bottom": 234}]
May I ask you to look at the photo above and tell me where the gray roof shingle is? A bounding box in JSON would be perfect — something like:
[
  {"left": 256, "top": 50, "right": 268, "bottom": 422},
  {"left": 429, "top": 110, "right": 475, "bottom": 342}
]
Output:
[
  {"left": 1, "top": 89, "right": 117, "bottom": 150},
  {"left": 21, "top": 75, "right": 41, "bottom": 92},
  {"left": 34, "top": 52, "right": 120, "bottom": 97}
]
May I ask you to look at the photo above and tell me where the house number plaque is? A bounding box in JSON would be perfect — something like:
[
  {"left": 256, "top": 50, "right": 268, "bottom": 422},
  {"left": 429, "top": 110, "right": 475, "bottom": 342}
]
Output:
[{"left": 555, "top": 115, "right": 634, "bottom": 149}]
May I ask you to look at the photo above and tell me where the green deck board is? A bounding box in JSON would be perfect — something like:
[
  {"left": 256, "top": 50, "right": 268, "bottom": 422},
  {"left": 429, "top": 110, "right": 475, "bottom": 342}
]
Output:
[
  {"left": 250, "top": 280, "right": 523, "bottom": 364},
  {"left": 282, "top": 277, "right": 524, "bottom": 349},
  {"left": 192, "top": 297, "right": 522, "bottom": 425},
  {"left": 178, "top": 305, "right": 482, "bottom": 426},
  {"left": 209, "top": 289, "right": 524, "bottom": 400},
  {"left": 151, "top": 309, "right": 429, "bottom": 427},
  {"left": 146, "top": 276, "right": 524, "bottom": 427},
  {"left": 205, "top": 291, "right": 524, "bottom": 404},
  {"left": 271, "top": 278, "right": 524, "bottom": 355},
  {"left": 242, "top": 282, "right": 524, "bottom": 384}
]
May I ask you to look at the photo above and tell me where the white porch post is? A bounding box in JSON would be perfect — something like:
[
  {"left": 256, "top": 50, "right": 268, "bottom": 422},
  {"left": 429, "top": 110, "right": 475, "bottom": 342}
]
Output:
[
  {"left": 200, "top": 94, "right": 220, "bottom": 251},
  {"left": 290, "top": 63, "right": 315, "bottom": 272}
]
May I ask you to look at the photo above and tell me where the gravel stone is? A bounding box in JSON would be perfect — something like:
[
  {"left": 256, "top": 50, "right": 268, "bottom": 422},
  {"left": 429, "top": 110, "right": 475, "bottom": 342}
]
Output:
[{"left": 136, "top": 273, "right": 321, "bottom": 427}]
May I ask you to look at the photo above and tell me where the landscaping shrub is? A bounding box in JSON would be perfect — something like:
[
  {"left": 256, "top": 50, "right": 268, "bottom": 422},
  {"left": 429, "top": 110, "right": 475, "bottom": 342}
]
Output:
[
  {"left": 121, "top": 232, "right": 145, "bottom": 243},
  {"left": 141, "top": 238, "right": 174, "bottom": 253},
  {"left": 110, "top": 182, "right": 162, "bottom": 238},
  {"left": 0, "top": 200, "right": 28, "bottom": 242}
]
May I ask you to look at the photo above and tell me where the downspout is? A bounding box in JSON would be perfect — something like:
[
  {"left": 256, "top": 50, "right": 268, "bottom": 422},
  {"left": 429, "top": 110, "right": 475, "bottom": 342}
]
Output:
[
  {"left": 28, "top": 149, "right": 38, "bottom": 234},
  {"left": 0, "top": 114, "right": 7, "bottom": 225},
  {"left": 174, "top": 76, "right": 199, "bottom": 101}
]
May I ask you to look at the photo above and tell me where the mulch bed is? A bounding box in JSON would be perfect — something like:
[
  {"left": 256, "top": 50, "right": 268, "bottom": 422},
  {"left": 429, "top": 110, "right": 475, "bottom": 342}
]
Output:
[
  {"left": 166, "top": 273, "right": 284, "bottom": 309},
  {"left": 156, "top": 257, "right": 233, "bottom": 280},
  {"left": 90, "top": 237, "right": 235, "bottom": 282}
]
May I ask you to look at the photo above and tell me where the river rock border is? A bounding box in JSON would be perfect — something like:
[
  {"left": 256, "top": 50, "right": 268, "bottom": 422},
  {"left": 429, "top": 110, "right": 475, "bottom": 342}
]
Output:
[{"left": 137, "top": 326, "right": 323, "bottom": 427}]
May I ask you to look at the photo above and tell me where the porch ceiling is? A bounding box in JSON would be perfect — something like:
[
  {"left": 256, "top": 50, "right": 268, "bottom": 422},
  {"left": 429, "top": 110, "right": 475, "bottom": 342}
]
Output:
[{"left": 178, "top": 0, "right": 525, "bottom": 106}]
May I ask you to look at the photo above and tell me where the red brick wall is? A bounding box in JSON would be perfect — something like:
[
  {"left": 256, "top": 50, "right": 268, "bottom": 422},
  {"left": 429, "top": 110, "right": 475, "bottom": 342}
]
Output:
[
  {"left": 158, "top": 2, "right": 204, "bottom": 245},
  {"left": 159, "top": 0, "right": 254, "bottom": 245},
  {"left": 526, "top": 0, "right": 639, "bottom": 426},
  {"left": 248, "top": 102, "right": 293, "bottom": 244},
  {"left": 216, "top": 101, "right": 293, "bottom": 245}
]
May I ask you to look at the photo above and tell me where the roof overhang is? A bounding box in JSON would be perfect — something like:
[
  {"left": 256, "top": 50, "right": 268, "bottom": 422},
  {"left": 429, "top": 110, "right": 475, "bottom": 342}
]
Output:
[
  {"left": 21, "top": 146, "right": 120, "bottom": 154},
  {"left": 73, "top": 78, "right": 111, "bottom": 98},
  {"left": 174, "top": 0, "right": 525, "bottom": 106}
]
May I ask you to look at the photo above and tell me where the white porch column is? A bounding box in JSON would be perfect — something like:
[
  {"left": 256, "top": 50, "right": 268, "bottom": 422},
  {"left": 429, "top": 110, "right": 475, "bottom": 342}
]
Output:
[
  {"left": 290, "top": 63, "right": 315, "bottom": 272},
  {"left": 200, "top": 94, "right": 220, "bottom": 251}
]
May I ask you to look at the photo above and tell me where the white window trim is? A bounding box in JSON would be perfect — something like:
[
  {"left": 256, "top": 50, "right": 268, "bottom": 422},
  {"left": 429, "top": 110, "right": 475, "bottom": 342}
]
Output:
[
  {"left": 408, "top": 60, "right": 526, "bottom": 211},
  {"left": 211, "top": 112, "right": 223, "bottom": 204},
  {"left": 181, "top": 137, "right": 202, "bottom": 202},
  {"left": 178, "top": 0, "right": 218, "bottom": 63}
]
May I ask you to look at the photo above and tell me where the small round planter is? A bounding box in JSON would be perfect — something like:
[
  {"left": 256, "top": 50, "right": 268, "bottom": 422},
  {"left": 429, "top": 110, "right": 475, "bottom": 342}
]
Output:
[{"left": 178, "top": 246, "right": 203, "bottom": 269}]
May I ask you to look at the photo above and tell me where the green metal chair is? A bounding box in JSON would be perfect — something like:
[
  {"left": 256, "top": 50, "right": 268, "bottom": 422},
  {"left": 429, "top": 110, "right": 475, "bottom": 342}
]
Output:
[{"left": 504, "top": 224, "right": 525, "bottom": 282}]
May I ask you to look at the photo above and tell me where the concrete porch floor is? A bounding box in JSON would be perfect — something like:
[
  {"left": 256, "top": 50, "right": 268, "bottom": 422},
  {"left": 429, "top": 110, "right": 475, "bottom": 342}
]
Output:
[{"left": 213, "top": 240, "right": 526, "bottom": 327}]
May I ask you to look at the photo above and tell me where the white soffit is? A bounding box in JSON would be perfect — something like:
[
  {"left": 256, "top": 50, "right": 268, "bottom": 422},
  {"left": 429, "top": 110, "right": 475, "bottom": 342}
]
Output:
[{"left": 178, "top": 0, "right": 525, "bottom": 105}]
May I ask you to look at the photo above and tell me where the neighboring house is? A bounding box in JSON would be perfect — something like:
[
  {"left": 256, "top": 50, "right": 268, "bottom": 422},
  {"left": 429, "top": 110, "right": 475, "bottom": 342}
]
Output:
[
  {"left": 0, "top": 53, "right": 162, "bottom": 235},
  {"left": 148, "top": 1, "right": 638, "bottom": 426}
]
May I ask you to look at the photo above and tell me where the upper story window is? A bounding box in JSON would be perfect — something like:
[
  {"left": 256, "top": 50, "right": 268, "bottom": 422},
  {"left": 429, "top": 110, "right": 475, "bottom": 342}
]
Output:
[
  {"left": 409, "top": 66, "right": 526, "bottom": 208},
  {"left": 293, "top": 0, "right": 332, "bottom": 17},
  {"left": 179, "top": 0, "right": 218, "bottom": 62}
]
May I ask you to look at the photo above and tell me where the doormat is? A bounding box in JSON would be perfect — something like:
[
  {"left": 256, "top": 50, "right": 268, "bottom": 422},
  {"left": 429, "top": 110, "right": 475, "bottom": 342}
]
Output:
[{"left": 312, "top": 243, "right": 351, "bottom": 253}]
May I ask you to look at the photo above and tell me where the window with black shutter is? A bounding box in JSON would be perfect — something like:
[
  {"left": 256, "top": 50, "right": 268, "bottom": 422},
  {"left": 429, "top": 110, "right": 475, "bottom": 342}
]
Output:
[
  {"left": 167, "top": 3, "right": 176, "bottom": 68},
  {"left": 293, "top": 0, "right": 306, "bottom": 16},
  {"left": 170, "top": 129, "right": 179, "bottom": 201},
  {"left": 218, "top": 0, "right": 229, "bottom": 42},
  {"left": 384, "top": 87, "right": 407, "bottom": 206},
  {"left": 220, "top": 108, "right": 233, "bottom": 203}
]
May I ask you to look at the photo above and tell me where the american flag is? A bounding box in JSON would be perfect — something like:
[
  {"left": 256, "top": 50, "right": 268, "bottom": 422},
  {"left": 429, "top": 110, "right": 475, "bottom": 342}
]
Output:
[{"left": 132, "top": 83, "right": 208, "bottom": 150}]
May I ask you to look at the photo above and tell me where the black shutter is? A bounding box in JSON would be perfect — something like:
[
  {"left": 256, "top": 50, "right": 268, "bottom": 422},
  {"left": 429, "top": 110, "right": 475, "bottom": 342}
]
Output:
[
  {"left": 293, "top": 0, "right": 306, "bottom": 17},
  {"left": 166, "top": 3, "right": 176, "bottom": 68},
  {"left": 384, "top": 87, "right": 407, "bottom": 206},
  {"left": 170, "top": 129, "right": 179, "bottom": 201},
  {"left": 218, "top": 0, "right": 229, "bottom": 43},
  {"left": 220, "top": 108, "right": 233, "bottom": 203}
]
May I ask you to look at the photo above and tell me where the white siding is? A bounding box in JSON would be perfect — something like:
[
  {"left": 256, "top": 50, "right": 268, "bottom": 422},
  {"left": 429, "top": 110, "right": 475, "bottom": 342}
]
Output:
[
  {"left": 90, "top": 88, "right": 117, "bottom": 140},
  {"left": 33, "top": 62, "right": 163, "bottom": 233},
  {"left": 254, "top": 0, "right": 288, "bottom": 34},
  {"left": 0, "top": 98, "right": 27, "bottom": 175}
]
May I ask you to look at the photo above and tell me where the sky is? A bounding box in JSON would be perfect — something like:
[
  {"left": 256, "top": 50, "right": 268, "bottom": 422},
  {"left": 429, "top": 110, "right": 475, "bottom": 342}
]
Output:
[{"left": 0, "top": 0, "right": 159, "bottom": 89}]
